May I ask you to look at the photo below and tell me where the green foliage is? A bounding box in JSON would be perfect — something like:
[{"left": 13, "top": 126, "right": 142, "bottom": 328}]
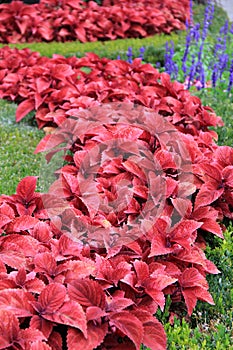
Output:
[
  {"left": 191, "top": 87, "right": 233, "bottom": 147},
  {"left": 0, "top": 32, "right": 184, "bottom": 65},
  {"left": 193, "top": 2, "right": 231, "bottom": 35},
  {"left": 0, "top": 100, "right": 43, "bottom": 195}
]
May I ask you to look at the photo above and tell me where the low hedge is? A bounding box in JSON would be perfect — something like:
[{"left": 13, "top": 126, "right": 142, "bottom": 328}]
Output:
[{"left": 0, "top": 32, "right": 184, "bottom": 65}]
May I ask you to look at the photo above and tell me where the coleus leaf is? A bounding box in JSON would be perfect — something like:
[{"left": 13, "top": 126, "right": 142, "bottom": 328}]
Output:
[
  {"left": 43, "top": 300, "right": 87, "bottom": 337},
  {"left": 182, "top": 287, "right": 214, "bottom": 316},
  {"left": 67, "top": 279, "right": 106, "bottom": 310},
  {"left": 30, "top": 341, "right": 52, "bottom": 350},
  {"left": 37, "top": 283, "right": 66, "bottom": 313},
  {"left": 109, "top": 311, "right": 144, "bottom": 350},
  {"left": 67, "top": 323, "right": 108, "bottom": 350},
  {"left": 0, "top": 289, "right": 35, "bottom": 317},
  {"left": 16, "top": 176, "right": 38, "bottom": 202},
  {"left": 0, "top": 309, "right": 19, "bottom": 349},
  {"left": 15, "top": 99, "right": 35, "bottom": 122},
  {"left": 131, "top": 309, "right": 167, "bottom": 350}
]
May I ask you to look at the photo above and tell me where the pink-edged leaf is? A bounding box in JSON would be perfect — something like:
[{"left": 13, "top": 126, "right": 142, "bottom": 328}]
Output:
[
  {"left": 15, "top": 267, "right": 26, "bottom": 286},
  {"left": 86, "top": 306, "right": 107, "bottom": 322},
  {"left": 67, "top": 323, "right": 108, "bottom": 350},
  {"left": 30, "top": 341, "right": 52, "bottom": 350},
  {"left": 31, "top": 221, "right": 53, "bottom": 243},
  {"left": 0, "top": 249, "right": 25, "bottom": 269},
  {"left": 16, "top": 99, "right": 35, "bottom": 122},
  {"left": 38, "top": 283, "right": 66, "bottom": 313},
  {"left": 122, "top": 159, "right": 146, "bottom": 181},
  {"left": 2, "top": 234, "right": 39, "bottom": 257},
  {"left": 33, "top": 252, "right": 57, "bottom": 276},
  {"left": 0, "top": 214, "right": 12, "bottom": 228},
  {"left": 195, "top": 186, "right": 224, "bottom": 208},
  {"left": 67, "top": 279, "right": 106, "bottom": 309},
  {"left": 143, "top": 319, "right": 167, "bottom": 350},
  {"left": 16, "top": 176, "right": 37, "bottom": 201},
  {"left": 43, "top": 300, "right": 87, "bottom": 337},
  {"left": 0, "top": 289, "right": 35, "bottom": 317},
  {"left": 25, "top": 278, "right": 46, "bottom": 294},
  {"left": 30, "top": 315, "right": 53, "bottom": 339},
  {"left": 35, "top": 77, "right": 51, "bottom": 94},
  {"left": 47, "top": 331, "right": 63, "bottom": 350},
  {"left": 133, "top": 260, "right": 149, "bottom": 285},
  {"left": 110, "top": 311, "right": 144, "bottom": 350},
  {"left": 107, "top": 297, "right": 134, "bottom": 312},
  {"left": 64, "top": 260, "right": 96, "bottom": 283},
  {"left": 144, "top": 288, "right": 165, "bottom": 310},
  {"left": 0, "top": 309, "right": 19, "bottom": 349},
  {"left": 20, "top": 328, "right": 46, "bottom": 342},
  {"left": 182, "top": 287, "right": 214, "bottom": 316},
  {"left": 179, "top": 268, "right": 208, "bottom": 289},
  {"left": 34, "top": 133, "right": 66, "bottom": 154},
  {"left": 201, "top": 218, "right": 224, "bottom": 238},
  {"left": 11, "top": 215, "right": 39, "bottom": 232}
]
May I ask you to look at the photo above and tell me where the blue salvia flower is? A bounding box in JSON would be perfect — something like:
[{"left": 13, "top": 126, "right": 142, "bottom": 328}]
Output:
[
  {"left": 117, "top": 55, "right": 121, "bottom": 60},
  {"left": 227, "top": 58, "right": 233, "bottom": 92},
  {"left": 139, "top": 46, "right": 145, "bottom": 60},
  {"left": 189, "top": 0, "right": 193, "bottom": 26},
  {"left": 126, "top": 47, "right": 133, "bottom": 64},
  {"left": 197, "top": 42, "right": 204, "bottom": 62},
  {"left": 219, "top": 53, "right": 229, "bottom": 80},
  {"left": 212, "top": 63, "right": 219, "bottom": 87},
  {"left": 193, "top": 23, "right": 200, "bottom": 42},
  {"left": 200, "top": 64, "right": 206, "bottom": 89},
  {"left": 187, "top": 54, "right": 196, "bottom": 89},
  {"left": 208, "top": 1, "right": 215, "bottom": 26},
  {"left": 202, "top": 0, "right": 212, "bottom": 41},
  {"left": 165, "top": 41, "right": 172, "bottom": 75},
  {"left": 182, "top": 30, "right": 192, "bottom": 75},
  {"left": 164, "top": 41, "right": 178, "bottom": 79}
]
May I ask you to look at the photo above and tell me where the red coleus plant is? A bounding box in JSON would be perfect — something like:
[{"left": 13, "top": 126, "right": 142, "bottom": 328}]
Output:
[
  {"left": 1, "top": 105, "right": 231, "bottom": 348},
  {"left": 0, "top": 47, "right": 232, "bottom": 349},
  {"left": 0, "top": 0, "right": 189, "bottom": 44},
  {"left": 0, "top": 47, "right": 223, "bottom": 136}
]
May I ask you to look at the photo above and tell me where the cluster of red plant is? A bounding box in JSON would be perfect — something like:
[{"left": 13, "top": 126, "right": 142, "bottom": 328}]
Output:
[
  {"left": 0, "top": 47, "right": 233, "bottom": 349},
  {"left": 0, "top": 0, "right": 189, "bottom": 43}
]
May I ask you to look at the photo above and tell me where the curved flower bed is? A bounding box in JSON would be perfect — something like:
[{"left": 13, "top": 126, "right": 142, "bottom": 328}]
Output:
[
  {"left": 0, "top": 0, "right": 189, "bottom": 43},
  {"left": 0, "top": 46, "right": 233, "bottom": 349}
]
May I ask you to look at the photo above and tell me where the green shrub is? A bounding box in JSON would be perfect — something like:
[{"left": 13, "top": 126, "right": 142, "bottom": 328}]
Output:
[{"left": 0, "top": 32, "right": 184, "bottom": 65}]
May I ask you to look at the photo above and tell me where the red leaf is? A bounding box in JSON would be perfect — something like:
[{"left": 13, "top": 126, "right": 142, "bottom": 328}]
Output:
[
  {"left": 67, "top": 323, "right": 108, "bottom": 350},
  {"left": 43, "top": 300, "right": 87, "bottom": 337},
  {"left": 34, "top": 252, "right": 57, "bottom": 276},
  {"left": 195, "top": 186, "right": 224, "bottom": 208},
  {"left": 38, "top": 283, "right": 66, "bottom": 313},
  {"left": 68, "top": 279, "right": 106, "bottom": 309},
  {"left": 12, "top": 215, "right": 39, "bottom": 232},
  {"left": 107, "top": 297, "right": 134, "bottom": 312},
  {"left": 16, "top": 176, "right": 37, "bottom": 202},
  {"left": 143, "top": 320, "right": 167, "bottom": 350},
  {"left": 182, "top": 287, "right": 214, "bottom": 316},
  {"left": 30, "top": 341, "right": 52, "bottom": 350},
  {"left": 179, "top": 268, "right": 208, "bottom": 289},
  {"left": 16, "top": 99, "right": 35, "bottom": 122},
  {"left": 110, "top": 311, "right": 144, "bottom": 350},
  {"left": 0, "top": 289, "right": 35, "bottom": 317},
  {"left": 20, "top": 328, "right": 46, "bottom": 342},
  {"left": 30, "top": 315, "right": 53, "bottom": 339},
  {"left": 0, "top": 310, "right": 19, "bottom": 349},
  {"left": 31, "top": 221, "right": 53, "bottom": 242}
]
